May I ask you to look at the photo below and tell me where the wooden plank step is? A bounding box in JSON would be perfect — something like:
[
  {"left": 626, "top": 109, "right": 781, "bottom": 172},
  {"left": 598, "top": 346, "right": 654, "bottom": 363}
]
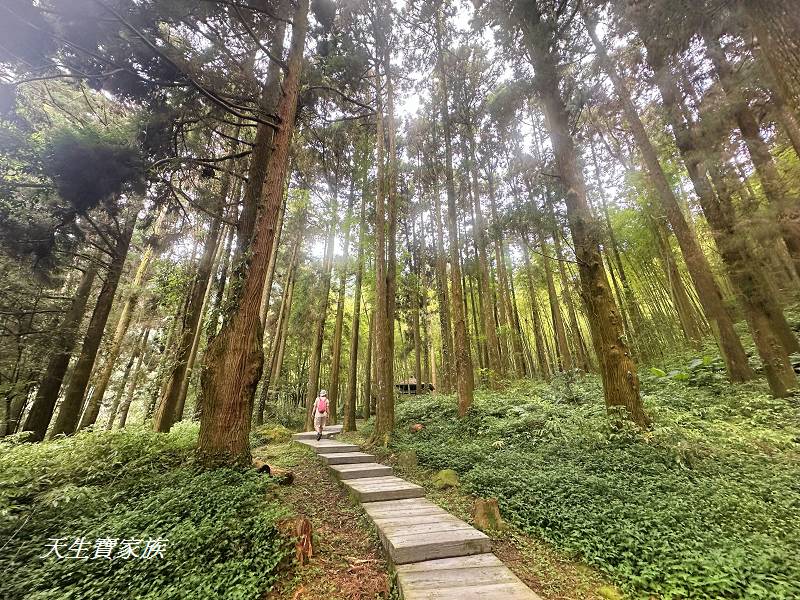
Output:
[
  {"left": 383, "top": 523, "right": 489, "bottom": 565},
  {"left": 396, "top": 554, "right": 542, "bottom": 599},
  {"left": 291, "top": 424, "right": 343, "bottom": 440},
  {"left": 319, "top": 451, "right": 376, "bottom": 465},
  {"left": 295, "top": 439, "right": 360, "bottom": 453},
  {"left": 342, "top": 476, "right": 424, "bottom": 503},
  {"left": 329, "top": 462, "right": 393, "bottom": 480},
  {"left": 293, "top": 431, "right": 333, "bottom": 440},
  {"left": 363, "top": 498, "right": 490, "bottom": 564}
]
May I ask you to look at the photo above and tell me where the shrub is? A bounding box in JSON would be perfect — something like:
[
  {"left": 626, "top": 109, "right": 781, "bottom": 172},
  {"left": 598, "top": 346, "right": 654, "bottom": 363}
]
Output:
[{"left": 0, "top": 423, "right": 291, "bottom": 599}]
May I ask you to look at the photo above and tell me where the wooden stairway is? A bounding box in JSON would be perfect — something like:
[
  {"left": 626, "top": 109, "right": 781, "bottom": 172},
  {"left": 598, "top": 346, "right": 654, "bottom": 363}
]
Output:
[{"left": 295, "top": 433, "right": 540, "bottom": 599}]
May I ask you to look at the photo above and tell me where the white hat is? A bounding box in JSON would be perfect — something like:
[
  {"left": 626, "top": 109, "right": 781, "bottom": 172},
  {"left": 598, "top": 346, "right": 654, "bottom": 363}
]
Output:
[{"left": 319, "top": 389, "right": 328, "bottom": 396}]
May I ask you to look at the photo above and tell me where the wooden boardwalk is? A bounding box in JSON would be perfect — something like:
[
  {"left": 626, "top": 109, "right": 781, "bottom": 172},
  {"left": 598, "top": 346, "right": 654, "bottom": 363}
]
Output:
[{"left": 294, "top": 430, "right": 540, "bottom": 599}]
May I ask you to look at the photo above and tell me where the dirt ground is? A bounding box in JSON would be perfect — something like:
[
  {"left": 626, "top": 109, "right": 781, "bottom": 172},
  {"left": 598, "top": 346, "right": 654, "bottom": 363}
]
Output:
[{"left": 255, "top": 441, "right": 394, "bottom": 600}]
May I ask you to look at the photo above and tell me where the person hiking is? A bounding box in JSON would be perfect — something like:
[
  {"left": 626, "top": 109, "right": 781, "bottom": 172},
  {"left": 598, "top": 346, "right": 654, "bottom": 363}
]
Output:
[{"left": 313, "top": 389, "right": 329, "bottom": 441}]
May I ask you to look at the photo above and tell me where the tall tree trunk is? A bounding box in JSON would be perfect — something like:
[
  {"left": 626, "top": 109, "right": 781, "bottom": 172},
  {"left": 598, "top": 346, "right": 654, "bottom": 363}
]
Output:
[
  {"left": 703, "top": 173, "right": 798, "bottom": 395},
  {"left": 521, "top": 238, "right": 551, "bottom": 379},
  {"left": 466, "top": 133, "right": 503, "bottom": 378},
  {"left": 104, "top": 327, "right": 146, "bottom": 429},
  {"left": 235, "top": 0, "right": 290, "bottom": 253},
  {"left": 50, "top": 209, "right": 137, "bottom": 437},
  {"left": 207, "top": 225, "right": 235, "bottom": 338},
  {"left": 379, "top": 4, "right": 399, "bottom": 439},
  {"left": 521, "top": 5, "right": 648, "bottom": 426},
  {"left": 436, "top": 7, "right": 474, "bottom": 414},
  {"left": 703, "top": 33, "right": 800, "bottom": 275},
  {"left": 198, "top": 0, "right": 309, "bottom": 466},
  {"left": 363, "top": 307, "right": 374, "bottom": 419},
  {"left": 588, "top": 138, "right": 649, "bottom": 349},
  {"left": 539, "top": 226, "right": 572, "bottom": 371},
  {"left": 328, "top": 186, "right": 355, "bottom": 425},
  {"left": 344, "top": 173, "right": 369, "bottom": 432},
  {"left": 588, "top": 18, "right": 753, "bottom": 382},
  {"left": 650, "top": 216, "right": 706, "bottom": 346},
  {"left": 507, "top": 264, "right": 532, "bottom": 375},
  {"left": 547, "top": 198, "right": 592, "bottom": 371},
  {"left": 411, "top": 217, "right": 423, "bottom": 389},
  {"left": 258, "top": 183, "right": 287, "bottom": 326},
  {"left": 79, "top": 210, "right": 166, "bottom": 430},
  {"left": 154, "top": 203, "right": 224, "bottom": 432},
  {"left": 23, "top": 260, "right": 96, "bottom": 441},
  {"left": 430, "top": 174, "right": 454, "bottom": 393},
  {"left": 303, "top": 193, "right": 339, "bottom": 430},
  {"left": 487, "top": 173, "right": 526, "bottom": 377},
  {"left": 676, "top": 43, "right": 798, "bottom": 372},
  {"left": 373, "top": 60, "right": 392, "bottom": 440},
  {"left": 116, "top": 328, "right": 151, "bottom": 428},
  {"left": 268, "top": 259, "right": 296, "bottom": 400},
  {"left": 257, "top": 219, "right": 302, "bottom": 425},
  {"left": 175, "top": 229, "right": 226, "bottom": 422}
]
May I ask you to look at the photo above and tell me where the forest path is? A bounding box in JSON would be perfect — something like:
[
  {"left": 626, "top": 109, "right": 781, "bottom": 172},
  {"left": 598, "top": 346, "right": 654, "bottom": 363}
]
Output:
[{"left": 294, "top": 430, "right": 541, "bottom": 600}]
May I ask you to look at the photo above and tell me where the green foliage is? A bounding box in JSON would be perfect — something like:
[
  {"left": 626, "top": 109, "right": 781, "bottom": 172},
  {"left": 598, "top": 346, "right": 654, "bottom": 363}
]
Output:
[
  {"left": 390, "top": 376, "right": 800, "bottom": 599},
  {"left": 431, "top": 468, "right": 460, "bottom": 489},
  {"left": 647, "top": 356, "right": 729, "bottom": 387},
  {"left": 0, "top": 423, "right": 291, "bottom": 599},
  {"left": 43, "top": 128, "right": 144, "bottom": 214},
  {"left": 250, "top": 423, "right": 295, "bottom": 447}
]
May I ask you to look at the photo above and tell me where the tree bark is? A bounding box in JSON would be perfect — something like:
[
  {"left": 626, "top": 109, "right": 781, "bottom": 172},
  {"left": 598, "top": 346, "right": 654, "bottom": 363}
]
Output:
[
  {"left": 328, "top": 183, "right": 355, "bottom": 424},
  {"left": 378, "top": 1, "right": 399, "bottom": 439},
  {"left": 50, "top": 209, "right": 137, "bottom": 437},
  {"left": 78, "top": 209, "right": 165, "bottom": 430},
  {"left": 372, "top": 61, "right": 393, "bottom": 440},
  {"left": 116, "top": 328, "right": 151, "bottom": 428},
  {"left": 23, "top": 260, "right": 96, "bottom": 441},
  {"left": 344, "top": 171, "right": 369, "bottom": 432},
  {"left": 520, "top": 5, "right": 648, "bottom": 426},
  {"left": 198, "top": 0, "right": 308, "bottom": 466},
  {"left": 436, "top": 6, "right": 474, "bottom": 414},
  {"left": 154, "top": 203, "right": 224, "bottom": 432},
  {"left": 589, "top": 18, "right": 753, "bottom": 382},
  {"left": 235, "top": 0, "right": 290, "bottom": 253}
]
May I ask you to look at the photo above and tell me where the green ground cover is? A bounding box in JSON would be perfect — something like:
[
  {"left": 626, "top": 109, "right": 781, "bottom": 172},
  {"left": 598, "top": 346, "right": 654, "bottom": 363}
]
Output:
[
  {"left": 387, "top": 368, "right": 800, "bottom": 599},
  {"left": 1, "top": 423, "right": 291, "bottom": 600}
]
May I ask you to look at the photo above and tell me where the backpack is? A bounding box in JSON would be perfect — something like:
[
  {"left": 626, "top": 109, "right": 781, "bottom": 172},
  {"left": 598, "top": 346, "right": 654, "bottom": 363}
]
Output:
[{"left": 317, "top": 397, "right": 328, "bottom": 413}]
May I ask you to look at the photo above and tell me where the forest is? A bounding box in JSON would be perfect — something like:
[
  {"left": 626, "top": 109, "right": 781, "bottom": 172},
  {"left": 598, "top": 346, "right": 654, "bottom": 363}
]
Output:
[{"left": 1, "top": 0, "right": 799, "bottom": 598}]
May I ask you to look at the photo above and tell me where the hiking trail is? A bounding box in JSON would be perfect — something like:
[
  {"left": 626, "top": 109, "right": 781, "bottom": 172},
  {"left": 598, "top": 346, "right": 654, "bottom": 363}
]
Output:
[{"left": 294, "top": 426, "right": 541, "bottom": 599}]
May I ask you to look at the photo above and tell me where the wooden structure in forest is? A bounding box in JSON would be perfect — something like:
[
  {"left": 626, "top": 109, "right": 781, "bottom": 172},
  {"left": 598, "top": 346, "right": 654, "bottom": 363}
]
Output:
[{"left": 395, "top": 378, "right": 434, "bottom": 395}]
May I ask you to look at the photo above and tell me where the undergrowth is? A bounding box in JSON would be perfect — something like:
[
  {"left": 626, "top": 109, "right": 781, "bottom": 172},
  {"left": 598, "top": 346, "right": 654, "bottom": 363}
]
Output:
[
  {"left": 389, "top": 371, "right": 800, "bottom": 600},
  {"left": 0, "top": 423, "right": 291, "bottom": 599}
]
